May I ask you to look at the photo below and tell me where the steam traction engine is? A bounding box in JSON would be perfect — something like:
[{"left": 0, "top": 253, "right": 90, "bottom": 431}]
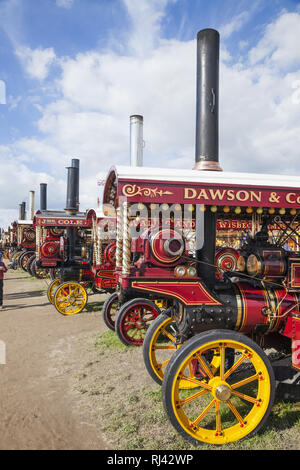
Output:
[
  {"left": 35, "top": 210, "right": 93, "bottom": 304},
  {"left": 39, "top": 160, "right": 117, "bottom": 315},
  {"left": 102, "top": 29, "right": 300, "bottom": 445},
  {"left": 0, "top": 225, "right": 16, "bottom": 259},
  {"left": 15, "top": 219, "right": 36, "bottom": 271}
]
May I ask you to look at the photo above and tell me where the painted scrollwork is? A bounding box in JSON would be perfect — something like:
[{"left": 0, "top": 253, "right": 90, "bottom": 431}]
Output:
[{"left": 122, "top": 184, "right": 173, "bottom": 198}]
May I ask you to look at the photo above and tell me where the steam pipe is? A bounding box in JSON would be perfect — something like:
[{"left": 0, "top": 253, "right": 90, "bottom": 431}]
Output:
[
  {"left": 29, "top": 190, "right": 35, "bottom": 220},
  {"left": 130, "top": 115, "right": 143, "bottom": 167}
]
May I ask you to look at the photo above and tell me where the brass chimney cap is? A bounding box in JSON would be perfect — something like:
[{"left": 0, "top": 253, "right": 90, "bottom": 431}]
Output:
[{"left": 193, "top": 160, "right": 223, "bottom": 171}]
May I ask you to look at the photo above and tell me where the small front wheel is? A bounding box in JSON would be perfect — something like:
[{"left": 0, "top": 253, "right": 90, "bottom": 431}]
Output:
[
  {"left": 102, "top": 292, "right": 119, "bottom": 331},
  {"left": 53, "top": 281, "right": 88, "bottom": 315},
  {"left": 116, "top": 298, "right": 161, "bottom": 346},
  {"left": 143, "top": 313, "right": 179, "bottom": 385},
  {"left": 47, "top": 278, "right": 61, "bottom": 304}
]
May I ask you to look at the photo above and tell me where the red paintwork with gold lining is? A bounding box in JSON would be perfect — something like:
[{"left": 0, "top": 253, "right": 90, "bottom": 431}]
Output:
[
  {"left": 104, "top": 165, "right": 300, "bottom": 368},
  {"left": 109, "top": 177, "right": 300, "bottom": 209}
]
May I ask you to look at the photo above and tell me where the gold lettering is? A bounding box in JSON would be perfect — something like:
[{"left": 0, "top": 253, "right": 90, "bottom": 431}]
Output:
[
  {"left": 184, "top": 188, "right": 197, "bottom": 199},
  {"left": 286, "top": 192, "right": 296, "bottom": 204},
  {"left": 250, "top": 191, "right": 261, "bottom": 202},
  {"left": 226, "top": 190, "right": 235, "bottom": 201},
  {"left": 208, "top": 189, "right": 226, "bottom": 200},
  {"left": 197, "top": 189, "right": 209, "bottom": 200},
  {"left": 236, "top": 190, "right": 249, "bottom": 202}
]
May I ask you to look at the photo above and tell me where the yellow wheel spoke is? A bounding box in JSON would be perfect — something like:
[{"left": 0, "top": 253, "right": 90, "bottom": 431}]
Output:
[
  {"left": 195, "top": 353, "right": 214, "bottom": 379},
  {"left": 180, "top": 374, "right": 212, "bottom": 391},
  {"left": 161, "top": 328, "right": 175, "bottom": 342},
  {"left": 157, "top": 358, "right": 170, "bottom": 369},
  {"left": 153, "top": 345, "right": 176, "bottom": 350},
  {"left": 220, "top": 345, "right": 225, "bottom": 381},
  {"left": 193, "top": 399, "right": 216, "bottom": 427},
  {"left": 179, "top": 389, "right": 208, "bottom": 406},
  {"left": 231, "top": 373, "right": 259, "bottom": 390},
  {"left": 226, "top": 399, "right": 245, "bottom": 426},
  {"left": 224, "top": 353, "right": 248, "bottom": 380},
  {"left": 215, "top": 400, "right": 221, "bottom": 433},
  {"left": 231, "top": 390, "right": 258, "bottom": 404}
]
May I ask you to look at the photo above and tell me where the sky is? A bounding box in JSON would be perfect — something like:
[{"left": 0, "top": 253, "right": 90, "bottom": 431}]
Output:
[{"left": 1, "top": 0, "right": 300, "bottom": 229}]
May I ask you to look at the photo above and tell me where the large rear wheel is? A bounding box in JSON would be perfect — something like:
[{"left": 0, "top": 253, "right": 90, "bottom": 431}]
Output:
[{"left": 162, "top": 329, "right": 275, "bottom": 445}]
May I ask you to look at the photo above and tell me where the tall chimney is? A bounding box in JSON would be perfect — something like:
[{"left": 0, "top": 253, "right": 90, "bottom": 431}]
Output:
[
  {"left": 21, "top": 202, "right": 26, "bottom": 220},
  {"left": 194, "top": 29, "right": 222, "bottom": 171},
  {"left": 40, "top": 183, "right": 47, "bottom": 211},
  {"left": 65, "top": 159, "right": 80, "bottom": 215},
  {"left": 29, "top": 190, "right": 35, "bottom": 220},
  {"left": 65, "top": 159, "right": 80, "bottom": 262},
  {"left": 18, "top": 204, "right": 23, "bottom": 220},
  {"left": 195, "top": 29, "right": 221, "bottom": 286},
  {"left": 130, "top": 115, "right": 143, "bottom": 167},
  {"left": 71, "top": 158, "right": 80, "bottom": 208}
]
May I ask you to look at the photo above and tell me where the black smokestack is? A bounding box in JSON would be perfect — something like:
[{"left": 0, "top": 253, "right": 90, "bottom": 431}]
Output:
[
  {"left": 21, "top": 202, "right": 26, "bottom": 220},
  {"left": 194, "top": 29, "right": 222, "bottom": 171},
  {"left": 40, "top": 183, "right": 47, "bottom": 211},
  {"left": 195, "top": 29, "right": 221, "bottom": 286},
  {"left": 65, "top": 159, "right": 80, "bottom": 262},
  {"left": 71, "top": 158, "right": 80, "bottom": 208},
  {"left": 65, "top": 159, "right": 80, "bottom": 215}
]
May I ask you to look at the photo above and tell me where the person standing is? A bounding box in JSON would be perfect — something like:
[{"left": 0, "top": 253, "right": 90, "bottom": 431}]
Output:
[{"left": 0, "top": 252, "right": 7, "bottom": 309}]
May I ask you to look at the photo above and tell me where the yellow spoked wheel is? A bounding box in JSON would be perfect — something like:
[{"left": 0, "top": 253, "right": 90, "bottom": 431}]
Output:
[
  {"left": 53, "top": 281, "right": 88, "bottom": 315},
  {"left": 143, "top": 313, "right": 191, "bottom": 388},
  {"left": 12, "top": 250, "right": 24, "bottom": 263},
  {"left": 162, "top": 329, "right": 275, "bottom": 445},
  {"left": 47, "top": 278, "right": 61, "bottom": 304},
  {"left": 143, "top": 315, "right": 233, "bottom": 389}
]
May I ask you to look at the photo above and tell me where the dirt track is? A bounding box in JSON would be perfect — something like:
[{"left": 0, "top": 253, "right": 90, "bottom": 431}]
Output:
[{"left": 0, "top": 264, "right": 109, "bottom": 450}]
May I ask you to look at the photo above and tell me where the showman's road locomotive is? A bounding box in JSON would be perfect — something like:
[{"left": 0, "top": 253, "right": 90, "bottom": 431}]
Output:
[
  {"left": 102, "top": 29, "right": 300, "bottom": 445},
  {"left": 37, "top": 159, "right": 118, "bottom": 315},
  {"left": 7, "top": 195, "right": 37, "bottom": 272}
]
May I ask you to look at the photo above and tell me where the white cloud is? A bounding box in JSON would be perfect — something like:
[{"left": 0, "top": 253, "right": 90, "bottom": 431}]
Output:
[
  {"left": 0, "top": 209, "right": 18, "bottom": 231},
  {"left": 220, "top": 11, "right": 250, "bottom": 39},
  {"left": 56, "top": 0, "right": 74, "bottom": 9},
  {"left": 3, "top": 4, "right": 300, "bottom": 232},
  {"left": 15, "top": 45, "right": 56, "bottom": 80},
  {"left": 0, "top": 145, "right": 62, "bottom": 229},
  {"left": 249, "top": 12, "right": 300, "bottom": 69},
  {"left": 123, "top": 0, "right": 175, "bottom": 55}
]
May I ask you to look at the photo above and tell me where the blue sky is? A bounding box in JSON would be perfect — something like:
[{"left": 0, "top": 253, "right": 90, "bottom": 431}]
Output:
[{"left": 1, "top": 0, "right": 300, "bottom": 228}]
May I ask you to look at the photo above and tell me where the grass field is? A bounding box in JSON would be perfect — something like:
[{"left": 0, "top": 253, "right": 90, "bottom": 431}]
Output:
[{"left": 72, "top": 328, "right": 300, "bottom": 451}]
